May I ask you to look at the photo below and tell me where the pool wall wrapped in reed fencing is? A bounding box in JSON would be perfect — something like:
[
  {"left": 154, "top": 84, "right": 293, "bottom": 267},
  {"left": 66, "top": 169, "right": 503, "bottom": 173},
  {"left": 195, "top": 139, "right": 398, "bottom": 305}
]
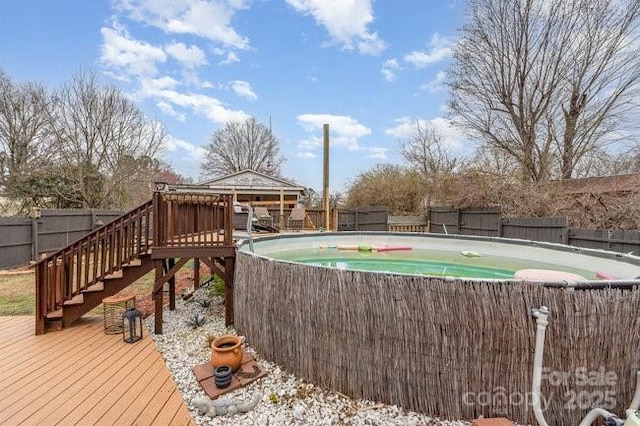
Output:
[{"left": 234, "top": 251, "right": 640, "bottom": 424}]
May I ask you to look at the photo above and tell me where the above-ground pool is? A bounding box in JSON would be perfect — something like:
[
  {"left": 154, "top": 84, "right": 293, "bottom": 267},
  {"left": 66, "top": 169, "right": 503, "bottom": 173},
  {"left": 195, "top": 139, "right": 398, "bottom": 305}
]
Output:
[
  {"left": 252, "top": 232, "right": 640, "bottom": 281},
  {"left": 234, "top": 232, "right": 640, "bottom": 424}
]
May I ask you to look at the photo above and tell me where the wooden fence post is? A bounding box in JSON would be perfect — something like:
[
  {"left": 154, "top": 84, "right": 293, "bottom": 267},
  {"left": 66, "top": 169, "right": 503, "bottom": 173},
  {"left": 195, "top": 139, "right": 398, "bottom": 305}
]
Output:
[{"left": 30, "top": 207, "right": 41, "bottom": 262}]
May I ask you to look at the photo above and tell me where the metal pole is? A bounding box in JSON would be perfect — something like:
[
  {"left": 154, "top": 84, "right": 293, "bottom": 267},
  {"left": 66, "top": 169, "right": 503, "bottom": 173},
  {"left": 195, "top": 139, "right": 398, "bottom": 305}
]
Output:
[{"left": 323, "top": 123, "right": 330, "bottom": 230}]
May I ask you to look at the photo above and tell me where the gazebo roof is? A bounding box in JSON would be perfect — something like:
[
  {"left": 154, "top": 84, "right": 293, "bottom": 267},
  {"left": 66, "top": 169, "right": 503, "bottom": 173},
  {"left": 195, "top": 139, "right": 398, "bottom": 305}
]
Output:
[{"left": 198, "top": 169, "right": 305, "bottom": 194}]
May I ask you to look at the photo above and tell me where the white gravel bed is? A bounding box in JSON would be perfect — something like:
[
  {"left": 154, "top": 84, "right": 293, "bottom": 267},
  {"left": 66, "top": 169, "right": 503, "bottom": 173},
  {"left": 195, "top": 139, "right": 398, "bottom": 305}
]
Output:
[{"left": 144, "top": 286, "right": 471, "bottom": 426}]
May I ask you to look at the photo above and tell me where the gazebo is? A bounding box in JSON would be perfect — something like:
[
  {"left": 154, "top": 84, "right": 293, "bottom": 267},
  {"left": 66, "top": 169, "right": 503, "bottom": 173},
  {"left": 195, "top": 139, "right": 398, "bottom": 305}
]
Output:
[
  {"left": 197, "top": 169, "right": 306, "bottom": 205},
  {"left": 163, "top": 169, "right": 306, "bottom": 229}
]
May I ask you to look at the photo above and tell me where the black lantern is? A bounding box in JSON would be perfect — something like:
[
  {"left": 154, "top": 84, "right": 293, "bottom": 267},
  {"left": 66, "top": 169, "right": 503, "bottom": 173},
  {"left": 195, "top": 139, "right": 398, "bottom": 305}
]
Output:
[{"left": 122, "top": 307, "right": 143, "bottom": 343}]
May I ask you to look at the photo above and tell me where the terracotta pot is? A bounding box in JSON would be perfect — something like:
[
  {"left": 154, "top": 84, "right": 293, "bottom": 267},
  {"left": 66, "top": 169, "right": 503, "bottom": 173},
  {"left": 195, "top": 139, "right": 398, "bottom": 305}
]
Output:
[{"left": 210, "top": 335, "right": 243, "bottom": 372}]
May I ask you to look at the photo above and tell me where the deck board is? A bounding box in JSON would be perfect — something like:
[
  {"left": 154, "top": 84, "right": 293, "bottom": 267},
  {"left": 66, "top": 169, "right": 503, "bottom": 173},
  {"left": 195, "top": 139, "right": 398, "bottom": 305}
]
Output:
[{"left": 0, "top": 316, "right": 195, "bottom": 426}]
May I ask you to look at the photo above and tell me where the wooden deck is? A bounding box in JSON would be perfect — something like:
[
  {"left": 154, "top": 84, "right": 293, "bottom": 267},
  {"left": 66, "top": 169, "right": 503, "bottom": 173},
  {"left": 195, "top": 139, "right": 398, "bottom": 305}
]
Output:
[{"left": 0, "top": 316, "right": 195, "bottom": 426}]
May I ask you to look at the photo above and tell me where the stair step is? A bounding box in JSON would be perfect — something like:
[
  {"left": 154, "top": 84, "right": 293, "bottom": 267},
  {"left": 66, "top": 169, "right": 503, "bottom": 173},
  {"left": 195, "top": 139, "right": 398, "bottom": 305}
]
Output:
[
  {"left": 104, "top": 271, "right": 124, "bottom": 280},
  {"left": 60, "top": 254, "right": 154, "bottom": 328},
  {"left": 45, "top": 309, "right": 63, "bottom": 319},
  {"left": 63, "top": 294, "right": 84, "bottom": 306},
  {"left": 84, "top": 282, "right": 104, "bottom": 293}
]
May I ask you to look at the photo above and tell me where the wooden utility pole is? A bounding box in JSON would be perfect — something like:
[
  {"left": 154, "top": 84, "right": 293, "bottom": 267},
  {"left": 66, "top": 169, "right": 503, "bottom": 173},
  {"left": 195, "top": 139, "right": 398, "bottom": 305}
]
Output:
[{"left": 323, "top": 124, "right": 330, "bottom": 230}]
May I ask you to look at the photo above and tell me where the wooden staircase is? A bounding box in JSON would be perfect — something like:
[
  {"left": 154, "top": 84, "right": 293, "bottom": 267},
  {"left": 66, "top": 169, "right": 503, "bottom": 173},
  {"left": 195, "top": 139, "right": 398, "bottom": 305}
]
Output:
[
  {"left": 35, "top": 191, "right": 237, "bottom": 335},
  {"left": 35, "top": 200, "right": 155, "bottom": 334}
]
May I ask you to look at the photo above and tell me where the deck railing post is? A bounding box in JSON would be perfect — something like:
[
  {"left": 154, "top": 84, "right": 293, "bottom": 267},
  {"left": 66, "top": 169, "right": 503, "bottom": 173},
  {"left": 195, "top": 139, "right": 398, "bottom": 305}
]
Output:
[
  {"left": 224, "top": 195, "right": 233, "bottom": 246},
  {"left": 35, "top": 262, "right": 45, "bottom": 335},
  {"left": 152, "top": 192, "right": 162, "bottom": 247}
]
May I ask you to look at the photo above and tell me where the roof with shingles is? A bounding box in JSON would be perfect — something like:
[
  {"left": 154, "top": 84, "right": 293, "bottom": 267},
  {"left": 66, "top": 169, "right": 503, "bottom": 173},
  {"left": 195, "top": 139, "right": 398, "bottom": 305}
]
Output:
[{"left": 560, "top": 173, "right": 640, "bottom": 195}]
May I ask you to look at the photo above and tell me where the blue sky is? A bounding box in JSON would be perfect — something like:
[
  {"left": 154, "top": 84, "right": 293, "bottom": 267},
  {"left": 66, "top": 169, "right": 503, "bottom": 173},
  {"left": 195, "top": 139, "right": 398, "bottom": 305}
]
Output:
[{"left": 0, "top": 0, "right": 469, "bottom": 193}]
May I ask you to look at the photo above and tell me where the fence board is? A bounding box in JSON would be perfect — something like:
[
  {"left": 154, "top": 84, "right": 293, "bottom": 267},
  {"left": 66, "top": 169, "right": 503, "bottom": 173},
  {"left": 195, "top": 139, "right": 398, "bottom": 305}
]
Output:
[
  {"left": 0, "top": 218, "right": 32, "bottom": 269},
  {"left": 501, "top": 217, "right": 568, "bottom": 244},
  {"left": 426, "top": 207, "right": 640, "bottom": 254},
  {"left": 429, "top": 207, "right": 460, "bottom": 234},
  {"left": 338, "top": 206, "right": 388, "bottom": 231},
  {"left": 460, "top": 209, "right": 500, "bottom": 236},
  {"left": 569, "top": 229, "right": 640, "bottom": 255},
  {"left": 0, "top": 209, "right": 123, "bottom": 270}
]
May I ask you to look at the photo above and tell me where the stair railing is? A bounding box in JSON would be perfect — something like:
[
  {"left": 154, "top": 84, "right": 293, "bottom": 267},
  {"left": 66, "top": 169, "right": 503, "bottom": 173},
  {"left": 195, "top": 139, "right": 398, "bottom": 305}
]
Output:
[
  {"left": 153, "top": 192, "right": 233, "bottom": 248},
  {"left": 35, "top": 199, "right": 154, "bottom": 333}
]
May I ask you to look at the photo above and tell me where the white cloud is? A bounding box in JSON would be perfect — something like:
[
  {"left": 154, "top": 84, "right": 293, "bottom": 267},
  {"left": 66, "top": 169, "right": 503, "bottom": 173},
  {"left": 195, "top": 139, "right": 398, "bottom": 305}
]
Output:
[
  {"left": 368, "top": 147, "right": 388, "bottom": 159},
  {"left": 420, "top": 70, "right": 447, "bottom": 93},
  {"left": 385, "top": 116, "right": 464, "bottom": 150},
  {"left": 100, "top": 25, "right": 167, "bottom": 76},
  {"left": 220, "top": 51, "right": 240, "bottom": 65},
  {"left": 164, "top": 134, "right": 208, "bottom": 161},
  {"left": 157, "top": 101, "right": 186, "bottom": 121},
  {"left": 147, "top": 75, "right": 180, "bottom": 91},
  {"left": 296, "top": 152, "right": 317, "bottom": 158},
  {"left": 137, "top": 76, "right": 249, "bottom": 124},
  {"left": 165, "top": 42, "right": 207, "bottom": 69},
  {"left": 286, "top": 0, "right": 386, "bottom": 55},
  {"left": 295, "top": 114, "right": 371, "bottom": 151},
  {"left": 181, "top": 70, "right": 214, "bottom": 88},
  {"left": 404, "top": 33, "right": 453, "bottom": 68},
  {"left": 115, "top": 0, "right": 250, "bottom": 49},
  {"left": 159, "top": 90, "right": 249, "bottom": 123},
  {"left": 229, "top": 80, "right": 257, "bottom": 100},
  {"left": 381, "top": 58, "right": 400, "bottom": 82}
]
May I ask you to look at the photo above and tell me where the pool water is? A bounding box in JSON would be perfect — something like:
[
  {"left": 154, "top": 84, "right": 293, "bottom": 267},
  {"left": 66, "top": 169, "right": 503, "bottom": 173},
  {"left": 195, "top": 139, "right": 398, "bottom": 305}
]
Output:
[{"left": 268, "top": 247, "right": 598, "bottom": 279}]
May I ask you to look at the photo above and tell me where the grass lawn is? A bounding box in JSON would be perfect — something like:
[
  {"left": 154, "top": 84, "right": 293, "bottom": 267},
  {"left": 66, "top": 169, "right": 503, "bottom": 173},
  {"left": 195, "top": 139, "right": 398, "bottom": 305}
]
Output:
[
  {"left": 0, "top": 270, "right": 156, "bottom": 316},
  {"left": 89, "top": 270, "right": 155, "bottom": 316},
  {"left": 0, "top": 272, "right": 35, "bottom": 315},
  {"left": 0, "top": 259, "right": 201, "bottom": 317}
]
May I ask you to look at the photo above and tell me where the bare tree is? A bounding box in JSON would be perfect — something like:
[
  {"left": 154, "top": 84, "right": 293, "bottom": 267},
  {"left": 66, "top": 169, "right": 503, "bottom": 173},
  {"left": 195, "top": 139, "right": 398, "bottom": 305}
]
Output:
[
  {"left": 467, "top": 144, "right": 521, "bottom": 176},
  {"left": 578, "top": 146, "right": 640, "bottom": 177},
  {"left": 200, "top": 117, "right": 284, "bottom": 179},
  {"left": 553, "top": 0, "right": 640, "bottom": 178},
  {"left": 47, "top": 70, "right": 165, "bottom": 208},
  {"left": 329, "top": 191, "right": 345, "bottom": 209},
  {"left": 0, "top": 69, "right": 52, "bottom": 198},
  {"left": 400, "top": 120, "right": 461, "bottom": 177},
  {"left": 449, "top": 0, "right": 640, "bottom": 181}
]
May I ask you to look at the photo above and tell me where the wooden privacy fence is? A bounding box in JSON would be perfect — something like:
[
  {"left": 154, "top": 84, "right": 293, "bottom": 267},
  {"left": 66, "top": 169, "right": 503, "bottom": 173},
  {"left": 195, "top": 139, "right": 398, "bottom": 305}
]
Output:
[
  {"left": 337, "top": 206, "right": 388, "bottom": 231},
  {"left": 428, "top": 207, "right": 640, "bottom": 254},
  {"left": 234, "top": 252, "right": 640, "bottom": 424},
  {"left": 0, "top": 209, "right": 123, "bottom": 270}
]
